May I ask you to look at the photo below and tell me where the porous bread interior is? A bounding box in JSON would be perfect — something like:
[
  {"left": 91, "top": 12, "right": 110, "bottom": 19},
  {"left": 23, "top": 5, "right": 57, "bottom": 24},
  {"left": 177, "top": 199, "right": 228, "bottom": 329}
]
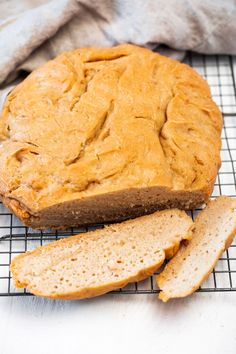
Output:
[
  {"left": 157, "top": 196, "right": 236, "bottom": 302},
  {"left": 10, "top": 209, "right": 193, "bottom": 299},
  {"left": 0, "top": 44, "right": 222, "bottom": 228},
  {"left": 4, "top": 185, "right": 207, "bottom": 229}
]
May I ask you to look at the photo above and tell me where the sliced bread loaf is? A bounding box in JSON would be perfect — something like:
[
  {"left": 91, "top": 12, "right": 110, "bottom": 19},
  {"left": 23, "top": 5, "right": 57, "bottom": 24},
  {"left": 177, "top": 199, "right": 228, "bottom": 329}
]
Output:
[
  {"left": 10, "top": 209, "right": 192, "bottom": 300},
  {"left": 157, "top": 196, "right": 236, "bottom": 302},
  {"left": 0, "top": 44, "right": 222, "bottom": 229}
]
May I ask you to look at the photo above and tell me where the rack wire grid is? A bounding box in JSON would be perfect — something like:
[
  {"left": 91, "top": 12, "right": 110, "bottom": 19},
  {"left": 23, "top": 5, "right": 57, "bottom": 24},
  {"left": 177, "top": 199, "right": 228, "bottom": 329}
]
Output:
[{"left": 0, "top": 52, "right": 236, "bottom": 297}]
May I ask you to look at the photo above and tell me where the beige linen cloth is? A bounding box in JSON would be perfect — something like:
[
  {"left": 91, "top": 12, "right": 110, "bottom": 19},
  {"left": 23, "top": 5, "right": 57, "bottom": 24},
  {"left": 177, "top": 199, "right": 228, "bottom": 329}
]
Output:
[{"left": 0, "top": 0, "right": 236, "bottom": 100}]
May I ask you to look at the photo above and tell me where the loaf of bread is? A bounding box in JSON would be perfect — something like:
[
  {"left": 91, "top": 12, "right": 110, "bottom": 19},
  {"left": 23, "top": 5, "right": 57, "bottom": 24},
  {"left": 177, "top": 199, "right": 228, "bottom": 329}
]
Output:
[
  {"left": 0, "top": 44, "right": 222, "bottom": 229},
  {"left": 157, "top": 196, "right": 236, "bottom": 302},
  {"left": 10, "top": 209, "right": 193, "bottom": 300}
]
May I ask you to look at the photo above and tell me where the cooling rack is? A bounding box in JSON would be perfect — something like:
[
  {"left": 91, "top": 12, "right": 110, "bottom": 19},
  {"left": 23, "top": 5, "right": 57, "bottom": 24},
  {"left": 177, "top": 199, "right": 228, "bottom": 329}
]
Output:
[{"left": 0, "top": 52, "right": 236, "bottom": 296}]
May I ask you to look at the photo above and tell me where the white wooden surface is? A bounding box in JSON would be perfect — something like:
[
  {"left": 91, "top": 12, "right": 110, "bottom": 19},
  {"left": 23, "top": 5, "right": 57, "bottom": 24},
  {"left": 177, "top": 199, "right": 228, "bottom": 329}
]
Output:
[{"left": 0, "top": 293, "right": 236, "bottom": 354}]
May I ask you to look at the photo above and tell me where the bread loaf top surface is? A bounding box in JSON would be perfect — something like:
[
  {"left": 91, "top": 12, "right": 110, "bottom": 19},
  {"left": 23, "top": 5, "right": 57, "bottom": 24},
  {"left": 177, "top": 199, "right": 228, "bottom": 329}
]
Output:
[{"left": 0, "top": 44, "right": 222, "bottom": 212}]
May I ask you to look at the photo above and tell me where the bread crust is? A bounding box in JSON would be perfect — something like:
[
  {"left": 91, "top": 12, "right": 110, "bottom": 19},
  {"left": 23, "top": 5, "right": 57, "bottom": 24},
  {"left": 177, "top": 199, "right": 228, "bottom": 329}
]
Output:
[{"left": 0, "top": 44, "right": 222, "bottom": 229}]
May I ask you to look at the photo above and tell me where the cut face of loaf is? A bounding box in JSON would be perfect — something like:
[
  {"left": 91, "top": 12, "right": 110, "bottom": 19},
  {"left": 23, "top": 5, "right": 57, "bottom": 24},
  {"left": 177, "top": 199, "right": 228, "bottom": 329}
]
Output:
[
  {"left": 10, "top": 209, "right": 193, "bottom": 300},
  {"left": 0, "top": 44, "right": 222, "bottom": 229},
  {"left": 157, "top": 196, "right": 236, "bottom": 302}
]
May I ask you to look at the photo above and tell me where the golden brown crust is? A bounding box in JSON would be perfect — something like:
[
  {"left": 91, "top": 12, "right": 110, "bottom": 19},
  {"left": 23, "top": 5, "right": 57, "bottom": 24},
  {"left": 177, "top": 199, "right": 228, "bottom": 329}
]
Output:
[{"left": 0, "top": 44, "right": 222, "bottom": 228}]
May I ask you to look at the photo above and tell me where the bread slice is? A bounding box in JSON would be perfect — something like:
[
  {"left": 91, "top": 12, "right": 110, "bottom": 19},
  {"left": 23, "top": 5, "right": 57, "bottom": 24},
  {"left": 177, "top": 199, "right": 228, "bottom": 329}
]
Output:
[
  {"left": 157, "top": 196, "right": 236, "bottom": 302},
  {"left": 10, "top": 209, "right": 192, "bottom": 300}
]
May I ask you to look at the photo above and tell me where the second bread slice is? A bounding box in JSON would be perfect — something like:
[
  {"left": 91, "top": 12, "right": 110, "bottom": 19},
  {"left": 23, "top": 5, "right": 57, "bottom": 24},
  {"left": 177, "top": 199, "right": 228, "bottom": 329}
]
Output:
[
  {"left": 10, "top": 209, "right": 192, "bottom": 300},
  {"left": 157, "top": 196, "right": 236, "bottom": 301}
]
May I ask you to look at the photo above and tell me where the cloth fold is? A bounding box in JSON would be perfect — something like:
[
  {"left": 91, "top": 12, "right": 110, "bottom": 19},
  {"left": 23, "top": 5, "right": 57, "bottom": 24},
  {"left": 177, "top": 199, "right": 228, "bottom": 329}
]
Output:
[{"left": 0, "top": 0, "right": 236, "bottom": 87}]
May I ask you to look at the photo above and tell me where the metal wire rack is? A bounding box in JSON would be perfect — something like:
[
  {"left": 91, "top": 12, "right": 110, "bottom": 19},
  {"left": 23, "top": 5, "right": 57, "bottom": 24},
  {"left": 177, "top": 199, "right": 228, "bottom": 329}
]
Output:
[{"left": 0, "top": 52, "right": 236, "bottom": 296}]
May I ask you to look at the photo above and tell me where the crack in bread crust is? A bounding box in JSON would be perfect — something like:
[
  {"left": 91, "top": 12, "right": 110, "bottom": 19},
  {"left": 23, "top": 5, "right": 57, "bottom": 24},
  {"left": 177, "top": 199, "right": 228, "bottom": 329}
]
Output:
[{"left": 0, "top": 44, "right": 222, "bottom": 228}]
